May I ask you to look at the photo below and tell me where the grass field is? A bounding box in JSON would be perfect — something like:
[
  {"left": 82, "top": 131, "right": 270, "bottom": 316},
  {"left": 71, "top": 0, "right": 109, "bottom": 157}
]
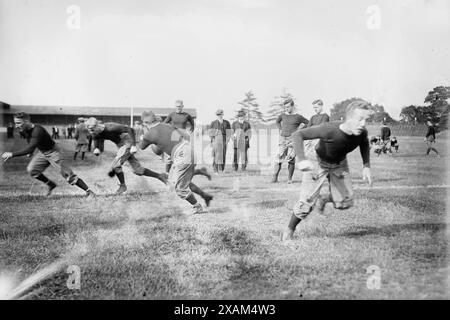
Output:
[{"left": 0, "top": 134, "right": 449, "bottom": 299}]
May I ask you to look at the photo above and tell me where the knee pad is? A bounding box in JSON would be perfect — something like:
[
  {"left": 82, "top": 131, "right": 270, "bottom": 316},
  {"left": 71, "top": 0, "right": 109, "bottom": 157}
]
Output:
[
  {"left": 113, "top": 167, "right": 123, "bottom": 174},
  {"left": 28, "top": 168, "right": 41, "bottom": 178},
  {"left": 293, "top": 201, "right": 313, "bottom": 219},
  {"left": 66, "top": 174, "right": 78, "bottom": 185},
  {"left": 175, "top": 188, "right": 191, "bottom": 200}
]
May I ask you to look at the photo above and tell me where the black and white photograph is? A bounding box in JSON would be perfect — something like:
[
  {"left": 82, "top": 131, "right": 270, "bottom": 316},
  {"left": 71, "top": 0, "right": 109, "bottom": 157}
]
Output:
[{"left": 0, "top": 0, "right": 449, "bottom": 306}]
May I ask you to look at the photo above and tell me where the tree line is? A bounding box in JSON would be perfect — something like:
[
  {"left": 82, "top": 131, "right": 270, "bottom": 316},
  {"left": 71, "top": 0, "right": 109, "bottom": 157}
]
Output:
[{"left": 232, "top": 86, "right": 449, "bottom": 129}]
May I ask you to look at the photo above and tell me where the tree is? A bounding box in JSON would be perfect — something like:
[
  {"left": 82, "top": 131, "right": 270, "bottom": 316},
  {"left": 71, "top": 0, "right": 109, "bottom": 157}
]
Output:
[
  {"left": 369, "top": 104, "right": 395, "bottom": 123},
  {"left": 236, "top": 90, "right": 264, "bottom": 124},
  {"left": 424, "top": 86, "right": 450, "bottom": 128},
  {"left": 264, "top": 89, "right": 294, "bottom": 123},
  {"left": 399, "top": 105, "right": 418, "bottom": 123}
]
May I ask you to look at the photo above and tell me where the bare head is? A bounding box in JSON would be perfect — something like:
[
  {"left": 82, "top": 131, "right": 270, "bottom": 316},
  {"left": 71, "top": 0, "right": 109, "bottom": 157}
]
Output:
[
  {"left": 175, "top": 100, "right": 184, "bottom": 113},
  {"left": 344, "top": 100, "right": 372, "bottom": 135},
  {"left": 86, "top": 117, "right": 103, "bottom": 135},
  {"left": 312, "top": 99, "right": 323, "bottom": 115},
  {"left": 13, "top": 112, "right": 31, "bottom": 132},
  {"left": 283, "top": 98, "right": 294, "bottom": 114},
  {"left": 141, "top": 111, "right": 158, "bottom": 128}
]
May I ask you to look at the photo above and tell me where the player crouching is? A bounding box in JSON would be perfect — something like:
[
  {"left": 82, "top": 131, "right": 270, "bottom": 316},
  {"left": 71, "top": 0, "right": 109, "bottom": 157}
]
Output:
[
  {"left": 390, "top": 137, "right": 399, "bottom": 153},
  {"left": 281, "top": 100, "right": 373, "bottom": 241},
  {"left": 2, "top": 112, "right": 95, "bottom": 197},
  {"left": 85, "top": 117, "right": 168, "bottom": 195},
  {"left": 139, "top": 111, "right": 213, "bottom": 214}
]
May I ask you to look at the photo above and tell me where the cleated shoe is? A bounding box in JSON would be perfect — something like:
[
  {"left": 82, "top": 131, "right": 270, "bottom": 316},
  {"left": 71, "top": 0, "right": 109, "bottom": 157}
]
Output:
[
  {"left": 192, "top": 203, "right": 206, "bottom": 214},
  {"left": 46, "top": 181, "right": 57, "bottom": 196},
  {"left": 203, "top": 194, "right": 213, "bottom": 207},
  {"left": 115, "top": 184, "right": 127, "bottom": 195},
  {"left": 281, "top": 229, "right": 294, "bottom": 242},
  {"left": 85, "top": 189, "right": 96, "bottom": 198}
]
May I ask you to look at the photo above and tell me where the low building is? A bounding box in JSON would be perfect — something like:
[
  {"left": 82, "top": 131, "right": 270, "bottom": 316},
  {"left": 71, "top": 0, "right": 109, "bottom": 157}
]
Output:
[{"left": 0, "top": 101, "right": 197, "bottom": 127}]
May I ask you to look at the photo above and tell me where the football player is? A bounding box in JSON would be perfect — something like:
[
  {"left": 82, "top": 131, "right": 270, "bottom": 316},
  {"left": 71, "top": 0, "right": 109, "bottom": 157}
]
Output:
[
  {"left": 85, "top": 117, "right": 168, "bottom": 195},
  {"left": 2, "top": 112, "right": 94, "bottom": 197},
  {"left": 139, "top": 111, "right": 213, "bottom": 214},
  {"left": 282, "top": 100, "right": 373, "bottom": 241}
]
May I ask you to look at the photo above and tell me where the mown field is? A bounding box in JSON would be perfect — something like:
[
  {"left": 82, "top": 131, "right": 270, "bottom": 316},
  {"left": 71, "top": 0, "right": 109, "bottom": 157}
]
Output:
[{"left": 0, "top": 133, "right": 449, "bottom": 299}]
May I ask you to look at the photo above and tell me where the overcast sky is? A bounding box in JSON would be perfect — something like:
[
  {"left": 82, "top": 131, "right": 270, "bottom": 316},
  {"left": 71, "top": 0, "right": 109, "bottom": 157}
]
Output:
[{"left": 0, "top": 0, "right": 449, "bottom": 122}]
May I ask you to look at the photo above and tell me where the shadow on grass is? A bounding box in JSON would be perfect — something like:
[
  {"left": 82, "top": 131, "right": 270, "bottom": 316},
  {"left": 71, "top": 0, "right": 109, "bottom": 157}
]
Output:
[
  {"left": 253, "top": 199, "right": 288, "bottom": 209},
  {"left": 209, "top": 226, "right": 258, "bottom": 255},
  {"left": 339, "top": 223, "right": 447, "bottom": 238},
  {"left": 0, "top": 190, "right": 161, "bottom": 203}
]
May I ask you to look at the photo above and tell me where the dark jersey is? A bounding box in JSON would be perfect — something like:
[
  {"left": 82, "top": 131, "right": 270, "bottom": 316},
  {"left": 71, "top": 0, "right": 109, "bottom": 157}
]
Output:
[
  {"left": 307, "top": 113, "right": 330, "bottom": 127},
  {"left": 139, "top": 123, "right": 189, "bottom": 156},
  {"left": 276, "top": 113, "right": 309, "bottom": 137},
  {"left": 293, "top": 122, "right": 370, "bottom": 167},
  {"left": 380, "top": 126, "right": 391, "bottom": 141},
  {"left": 164, "top": 112, "right": 195, "bottom": 131},
  {"left": 93, "top": 123, "right": 135, "bottom": 148},
  {"left": 426, "top": 126, "right": 436, "bottom": 139},
  {"left": 12, "top": 124, "right": 55, "bottom": 157}
]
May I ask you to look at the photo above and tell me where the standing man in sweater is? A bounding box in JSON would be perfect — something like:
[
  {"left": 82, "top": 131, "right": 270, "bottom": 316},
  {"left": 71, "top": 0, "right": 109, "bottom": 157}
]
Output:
[
  {"left": 1, "top": 112, "right": 95, "bottom": 197},
  {"left": 164, "top": 100, "right": 195, "bottom": 173},
  {"left": 272, "top": 98, "right": 309, "bottom": 184},
  {"left": 209, "top": 109, "right": 231, "bottom": 173}
]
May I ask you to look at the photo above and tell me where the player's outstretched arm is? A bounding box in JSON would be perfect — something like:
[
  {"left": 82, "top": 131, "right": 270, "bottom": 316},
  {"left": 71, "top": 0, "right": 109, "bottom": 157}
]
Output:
[
  {"left": 359, "top": 132, "right": 372, "bottom": 186},
  {"left": 9, "top": 137, "right": 39, "bottom": 158},
  {"left": 362, "top": 167, "right": 372, "bottom": 186}
]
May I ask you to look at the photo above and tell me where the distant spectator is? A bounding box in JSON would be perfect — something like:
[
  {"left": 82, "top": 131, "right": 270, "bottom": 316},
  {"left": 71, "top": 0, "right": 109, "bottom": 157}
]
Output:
[
  {"left": 62, "top": 127, "right": 67, "bottom": 139},
  {"left": 96, "top": 120, "right": 105, "bottom": 152},
  {"left": 51, "top": 126, "right": 60, "bottom": 139},
  {"left": 425, "top": 120, "right": 439, "bottom": 156},
  {"left": 380, "top": 121, "right": 391, "bottom": 153},
  {"left": 74, "top": 118, "right": 89, "bottom": 160},
  {"left": 390, "top": 137, "right": 399, "bottom": 153}
]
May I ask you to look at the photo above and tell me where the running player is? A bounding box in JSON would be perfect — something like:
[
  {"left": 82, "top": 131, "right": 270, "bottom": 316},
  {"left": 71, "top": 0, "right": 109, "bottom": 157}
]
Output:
[
  {"left": 139, "top": 111, "right": 213, "bottom": 214},
  {"left": 425, "top": 120, "right": 439, "bottom": 156},
  {"left": 1, "top": 112, "right": 95, "bottom": 196},
  {"left": 272, "top": 98, "right": 309, "bottom": 184},
  {"left": 282, "top": 100, "right": 372, "bottom": 241},
  {"left": 85, "top": 117, "right": 168, "bottom": 195}
]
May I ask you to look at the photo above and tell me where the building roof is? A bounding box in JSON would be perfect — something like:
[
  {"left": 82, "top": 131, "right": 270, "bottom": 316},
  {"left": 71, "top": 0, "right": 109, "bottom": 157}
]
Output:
[{"left": 0, "top": 103, "right": 197, "bottom": 117}]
